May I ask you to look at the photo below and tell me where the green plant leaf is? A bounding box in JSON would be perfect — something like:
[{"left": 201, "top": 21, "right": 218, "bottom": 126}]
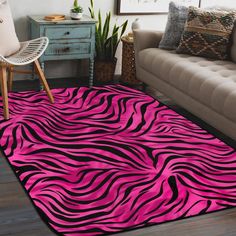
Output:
[
  {"left": 98, "top": 10, "right": 102, "bottom": 38},
  {"left": 74, "top": 0, "right": 78, "bottom": 8},
  {"left": 120, "top": 20, "right": 128, "bottom": 38},
  {"left": 113, "top": 20, "right": 128, "bottom": 58},
  {"left": 88, "top": 0, "right": 95, "bottom": 19},
  {"left": 96, "top": 10, "right": 104, "bottom": 59},
  {"left": 89, "top": 0, "right": 128, "bottom": 61},
  {"left": 89, "top": 8, "right": 94, "bottom": 19},
  {"left": 90, "top": 0, "right": 94, "bottom": 8},
  {"left": 102, "top": 12, "right": 110, "bottom": 43}
]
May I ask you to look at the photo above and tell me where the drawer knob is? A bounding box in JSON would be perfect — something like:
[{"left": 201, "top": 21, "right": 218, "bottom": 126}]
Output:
[{"left": 65, "top": 31, "right": 70, "bottom": 35}]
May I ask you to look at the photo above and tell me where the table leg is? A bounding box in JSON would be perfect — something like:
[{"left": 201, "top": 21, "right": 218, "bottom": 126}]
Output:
[
  {"left": 0, "top": 65, "right": 9, "bottom": 119},
  {"left": 89, "top": 58, "right": 94, "bottom": 87},
  {"left": 30, "top": 63, "right": 35, "bottom": 80},
  {"left": 39, "top": 62, "right": 45, "bottom": 91}
]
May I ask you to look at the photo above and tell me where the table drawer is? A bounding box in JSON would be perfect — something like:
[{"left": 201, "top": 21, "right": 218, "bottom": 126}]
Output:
[
  {"left": 45, "top": 27, "right": 91, "bottom": 40},
  {"left": 45, "top": 42, "right": 91, "bottom": 56}
]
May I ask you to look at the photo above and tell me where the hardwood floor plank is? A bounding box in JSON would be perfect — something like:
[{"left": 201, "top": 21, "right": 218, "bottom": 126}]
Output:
[
  {"left": 2, "top": 229, "right": 54, "bottom": 236},
  {"left": 2, "top": 231, "right": 53, "bottom": 236},
  {"left": 0, "top": 219, "right": 53, "bottom": 235}
]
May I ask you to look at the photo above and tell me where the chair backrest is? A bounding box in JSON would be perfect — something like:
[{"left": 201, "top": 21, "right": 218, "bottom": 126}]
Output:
[{"left": 0, "top": 0, "right": 20, "bottom": 57}]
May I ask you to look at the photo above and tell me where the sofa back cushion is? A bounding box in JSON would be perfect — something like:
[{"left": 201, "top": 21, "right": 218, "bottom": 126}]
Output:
[
  {"left": 176, "top": 7, "right": 236, "bottom": 60},
  {"left": 159, "top": 2, "right": 188, "bottom": 50},
  {"left": 0, "top": 0, "right": 20, "bottom": 57},
  {"left": 204, "top": 6, "right": 236, "bottom": 62}
]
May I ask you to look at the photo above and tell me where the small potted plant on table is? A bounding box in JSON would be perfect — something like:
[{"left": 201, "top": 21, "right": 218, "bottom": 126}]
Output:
[{"left": 70, "top": 0, "right": 83, "bottom": 20}]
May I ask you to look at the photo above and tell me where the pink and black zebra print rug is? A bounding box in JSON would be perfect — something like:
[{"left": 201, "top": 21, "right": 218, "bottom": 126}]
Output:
[{"left": 0, "top": 85, "right": 236, "bottom": 236}]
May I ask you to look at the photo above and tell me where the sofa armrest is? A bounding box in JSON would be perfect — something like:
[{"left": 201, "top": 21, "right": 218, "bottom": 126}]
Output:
[
  {"left": 133, "top": 30, "right": 163, "bottom": 53},
  {"left": 133, "top": 30, "right": 163, "bottom": 69}
]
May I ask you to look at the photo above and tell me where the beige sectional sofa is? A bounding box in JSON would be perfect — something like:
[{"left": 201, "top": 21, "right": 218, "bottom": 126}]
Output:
[{"left": 133, "top": 30, "right": 236, "bottom": 140}]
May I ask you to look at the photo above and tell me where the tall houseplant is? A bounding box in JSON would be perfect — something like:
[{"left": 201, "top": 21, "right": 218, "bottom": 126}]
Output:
[{"left": 89, "top": 0, "right": 128, "bottom": 82}]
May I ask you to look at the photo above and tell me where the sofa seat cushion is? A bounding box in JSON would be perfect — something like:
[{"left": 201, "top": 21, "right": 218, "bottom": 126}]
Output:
[{"left": 138, "top": 48, "right": 236, "bottom": 122}]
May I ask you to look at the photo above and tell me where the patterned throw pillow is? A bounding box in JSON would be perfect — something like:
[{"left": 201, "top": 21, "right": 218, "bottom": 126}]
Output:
[
  {"left": 159, "top": 2, "right": 188, "bottom": 50},
  {"left": 176, "top": 7, "right": 236, "bottom": 60}
]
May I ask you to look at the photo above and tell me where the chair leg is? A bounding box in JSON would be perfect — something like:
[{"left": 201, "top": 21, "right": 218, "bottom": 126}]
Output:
[
  {"left": 0, "top": 65, "right": 9, "bottom": 120},
  {"left": 34, "top": 60, "right": 54, "bottom": 104},
  {"left": 7, "top": 66, "right": 14, "bottom": 91}
]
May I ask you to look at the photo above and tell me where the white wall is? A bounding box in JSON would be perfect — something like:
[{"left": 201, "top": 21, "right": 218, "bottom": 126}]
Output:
[
  {"left": 201, "top": 0, "right": 236, "bottom": 8},
  {"left": 8, "top": 0, "right": 168, "bottom": 80},
  {"left": 9, "top": 0, "right": 236, "bottom": 80},
  {"left": 9, "top": 0, "right": 168, "bottom": 40}
]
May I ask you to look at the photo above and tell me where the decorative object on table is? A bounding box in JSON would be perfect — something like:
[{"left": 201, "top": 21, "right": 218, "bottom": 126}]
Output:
[
  {"left": 44, "top": 14, "right": 65, "bottom": 21},
  {"left": 121, "top": 33, "right": 140, "bottom": 85},
  {"left": 131, "top": 18, "right": 141, "bottom": 30},
  {"left": 176, "top": 7, "right": 236, "bottom": 60},
  {"left": 117, "top": 0, "right": 201, "bottom": 15},
  {"left": 28, "top": 15, "right": 96, "bottom": 87},
  {"left": 70, "top": 0, "right": 83, "bottom": 20},
  {"left": 89, "top": 0, "right": 128, "bottom": 82},
  {"left": 1, "top": 85, "right": 236, "bottom": 236},
  {"left": 159, "top": 1, "right": 188, "bottom": 50}
]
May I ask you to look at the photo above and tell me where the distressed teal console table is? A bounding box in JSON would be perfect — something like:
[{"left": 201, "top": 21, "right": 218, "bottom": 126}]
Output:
[{"left": 28, "top": 15, "right": 96, "bottom": 86}]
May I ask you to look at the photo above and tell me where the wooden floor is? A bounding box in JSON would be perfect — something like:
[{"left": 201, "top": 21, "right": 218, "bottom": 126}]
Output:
[{"left": 0, "top": 78, "right": 236, "bottom": 236}]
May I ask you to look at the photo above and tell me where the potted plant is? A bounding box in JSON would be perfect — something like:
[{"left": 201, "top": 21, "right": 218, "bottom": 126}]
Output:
[
  {"left": 70, "top": 0, "right": 83, "bottom": 20},
  {"left": 89, "top": 0, "right": 128, "bottom": 82}
]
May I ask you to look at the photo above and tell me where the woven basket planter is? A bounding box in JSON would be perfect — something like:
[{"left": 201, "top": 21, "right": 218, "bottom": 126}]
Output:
[{"left": 94, "top": 58, "right": 117, "bottom": 82}]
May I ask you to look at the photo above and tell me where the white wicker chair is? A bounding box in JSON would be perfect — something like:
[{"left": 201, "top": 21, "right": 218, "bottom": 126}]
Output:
[{"left": 0, "top": 37, "right": 54, "bottom": 120}]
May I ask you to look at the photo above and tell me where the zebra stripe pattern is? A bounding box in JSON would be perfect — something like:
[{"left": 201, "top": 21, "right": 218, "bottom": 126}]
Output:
[{"left": 0, "top": 85, "right": 236, "bottom": 236}]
